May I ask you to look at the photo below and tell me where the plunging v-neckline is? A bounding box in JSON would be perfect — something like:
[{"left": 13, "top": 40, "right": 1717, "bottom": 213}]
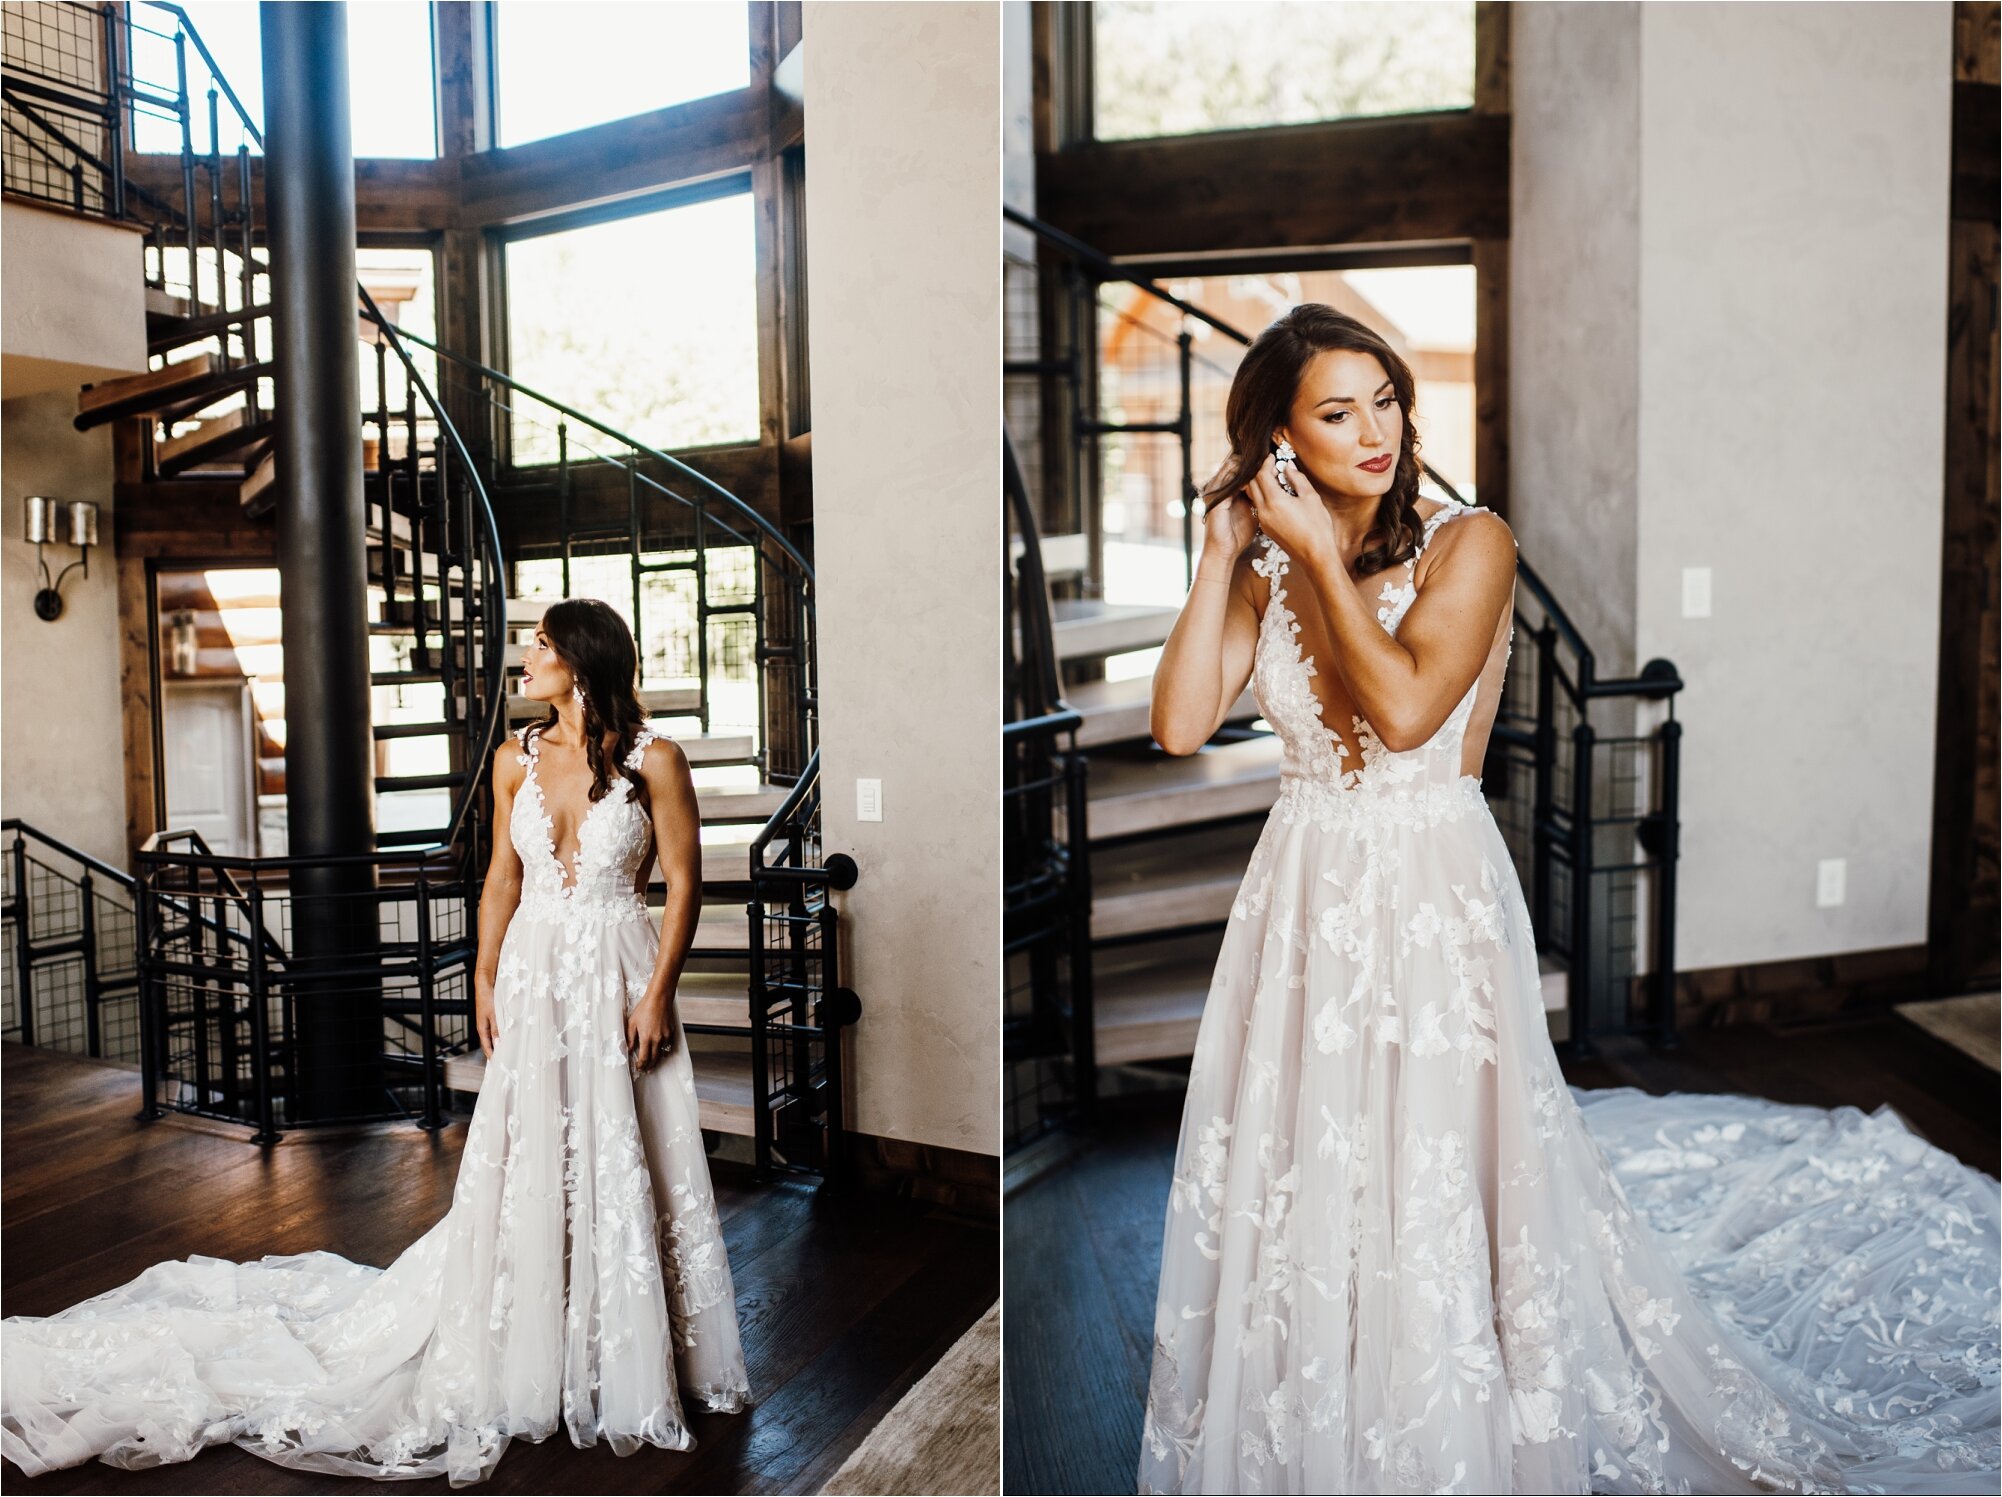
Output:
[{"left": 523, "top": 738, "right": 618, "bottom": 896}]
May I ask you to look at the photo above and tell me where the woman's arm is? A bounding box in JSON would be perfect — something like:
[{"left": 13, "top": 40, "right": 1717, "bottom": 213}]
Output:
[
  {"left": 626, "top": 736, "right": 701, "bottom": 1072},
  {"left": 473, "top": 739, "right": 526, "bottom": 1058},
  {"left": 1245, "top": 456, "right": 1517, "bottom": 752},
  {"left": 1150, "top": 495, "right": 1264, "bottom": 756}
]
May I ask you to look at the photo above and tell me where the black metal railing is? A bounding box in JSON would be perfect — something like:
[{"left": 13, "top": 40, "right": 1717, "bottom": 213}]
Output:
[
  {"left": 745, "top": 760, "right": 860, "bottom": 1176},
  {"left": 1483, "top": 560, "right": 1683, "bottom": 1054},
  {"left": 2, "top": 821, "right": 140, "bottom": 1062},
  {"left": 386, "top": 328, "right": 819, "bottom": 784},
  {"left": 1003, "top": 433, "right": 1094, "bottom": 1153},
  {"left": 132, "top": 833, "right": 476, "bottom": 1143}
]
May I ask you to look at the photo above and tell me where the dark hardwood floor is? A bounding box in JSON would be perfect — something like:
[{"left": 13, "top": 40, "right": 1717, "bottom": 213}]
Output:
[
  {"left": 1002, "top": 1013, "right": 2001, "bottom": 1497},
  {"left": 1, "top": 1044, "right": 998, "bottom": 1495}
]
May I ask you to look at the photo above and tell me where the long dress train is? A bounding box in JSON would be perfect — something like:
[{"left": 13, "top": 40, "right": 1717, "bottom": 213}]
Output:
[
  {"left": 2, "top": 724, "right": 750, "bottom": 1487},
  {"left": 1138, "top": 502, "right": 1999, "bottom": 1495}
]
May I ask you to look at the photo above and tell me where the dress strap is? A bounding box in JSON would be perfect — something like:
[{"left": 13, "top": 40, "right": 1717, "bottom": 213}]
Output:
[
  {"left": 1409, "top": 500, "right": 1478, "bottom": 569},
  {"left": 623, "top": 725, "right": 659, "bottom": 771}
]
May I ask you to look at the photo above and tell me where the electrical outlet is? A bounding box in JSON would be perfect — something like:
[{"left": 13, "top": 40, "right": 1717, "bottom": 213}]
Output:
[
  {"left": 1816, "top": 858, "right": 1846, "bottom": 908},
  {"left": 1682, "top": 567, "right": 1713, "bottom": 619},
  {"left": 857, "top": 778, "right": 882, "bottom": 823}
]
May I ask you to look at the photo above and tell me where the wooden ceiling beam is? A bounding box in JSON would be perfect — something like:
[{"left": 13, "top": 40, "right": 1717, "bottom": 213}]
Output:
[{"left": 1035, "top": 109, "right": 1509, "bottom": 258}]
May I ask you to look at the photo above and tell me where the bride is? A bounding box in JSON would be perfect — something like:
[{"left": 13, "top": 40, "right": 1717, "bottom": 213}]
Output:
[
  {"left": 2, "top": 597, "right": 750, "bottom": 1486},
  {"left": 1137, "top": 304, "right": 1999, "bottom": 1495}
]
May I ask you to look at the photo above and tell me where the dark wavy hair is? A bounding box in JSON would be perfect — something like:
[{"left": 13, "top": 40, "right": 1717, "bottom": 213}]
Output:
[
  {"left": 1200, "top": 303, "right": 1425, "bottom": 578},
  {"left": 524, "top": 597, "right": 651, "bottom": 815}
]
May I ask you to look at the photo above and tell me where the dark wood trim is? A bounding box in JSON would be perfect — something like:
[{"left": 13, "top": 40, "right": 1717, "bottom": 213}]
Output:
[
  {"left": 1472, "top": 235, "right": 1509, "bottom": 520},
  {"left": 1951, "top": 81, "right": 1999, "bottom": 225},
  {"left": 1036, "top": 110, "right": 1508, "bottom": 258},
  {"left": 1473, "top": 0, "right": 1511, "bottom": 115},
  {"left": 431, "top": 0, "right": 487, "bottom": 159},
  {"left": 1669, "top": 944, "right": 1934, "bottom": 1030},
  {"left": 456, "top": 90, "right": 767, "bottom": 227},
  {"left": 123, "top": 152, "right": 456, "bottom": 232},
  {"left": 1929, "top": 8, "right": 2001, "bottom": 994},
  {"left": 843, "top": 1132, "right": 1000, "bottom": 1221},
  {"left": 116, "top": 554, "right": 158, "bottom": 858}
]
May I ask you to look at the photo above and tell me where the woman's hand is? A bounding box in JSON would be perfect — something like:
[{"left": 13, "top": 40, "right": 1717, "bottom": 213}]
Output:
[
  {"left": 1200, "top": 491, "right": 1259, "bottom": 564},
  {"left": 1244, "top": 449, "right": 1338, "bottom": 567},
  {"left": 475, "top": 976, "right": 499, "bottom": 1059},
  {"left": 627, "top": 992, "right": 676, "bottom": 1075}
]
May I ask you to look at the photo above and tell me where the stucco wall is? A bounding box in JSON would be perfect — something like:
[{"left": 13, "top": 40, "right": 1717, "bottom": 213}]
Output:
[
  {"left": 1633, "top": 2, "right": 1953, "bottom": 966},
  {"left": 1513, "top": 1, "right": 1954, "bottom": 970},
  {"left": 1, "top": 201, "right": 147, "bottom": 398},
  {"left": 1510, "top": 2, "right": 1644, "bottom": 680},
  {"left": 803, "top": 1, "right": 1001, "bottom": 1154},
  {"left": 1, "top": 389, "right": 128, "bottom": 870}
]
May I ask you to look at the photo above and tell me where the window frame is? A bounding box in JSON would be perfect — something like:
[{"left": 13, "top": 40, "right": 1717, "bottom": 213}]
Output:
[{"left": 487, "top": 172, "right": 762, "bottom": 475}]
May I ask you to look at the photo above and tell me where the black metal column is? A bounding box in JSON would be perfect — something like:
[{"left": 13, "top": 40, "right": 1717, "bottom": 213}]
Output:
[{"left": 261, "top": 1, "right": 381, "bottom": 1119}]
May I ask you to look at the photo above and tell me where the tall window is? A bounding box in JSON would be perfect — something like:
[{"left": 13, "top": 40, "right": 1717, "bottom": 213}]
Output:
[
  {"left": 125, "top": 1, "right": 437, "bottom": 158},
  {"left": 493, "top": 1, "right": 750, "bottom": 148},
  {"left": 1091, "top": 1, "right": 1475, "bottom": 142},
  {"left": 501, "top": 186, "right": 760, "bottom": 462}
]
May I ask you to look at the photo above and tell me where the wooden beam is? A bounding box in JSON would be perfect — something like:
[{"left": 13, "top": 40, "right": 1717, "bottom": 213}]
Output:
[
  {"left": 752, "top": 154, "right": 785, "bottom": 449},
  {"left": 455, "top": 90, "right": 766, "bottom": 226},
  {"left": 123, "top": 153, "right": 456, "bottom": 232},
  {"left": 1035, "top": 110, "right": 1509, "bottom": 257},
  {"left": 117, "top": 554, "right": 158, "bottom": 858},
  {"left": 432, "top": 0, "right": 487, "bottom": 159},
  {"left": 1472, "top": 235, "right": 1508, "bottom": 522},
  {"left": 1473, "top": 1, "right": 1511, "bottom": 115},
  {"left": 112, "top": 482, "right": 278, "bottom": 558}
]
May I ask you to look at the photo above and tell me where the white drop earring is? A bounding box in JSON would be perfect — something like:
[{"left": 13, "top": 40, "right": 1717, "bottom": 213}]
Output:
[{"left": 1273, "top": 438, "right": 1299, "bottom": 497}]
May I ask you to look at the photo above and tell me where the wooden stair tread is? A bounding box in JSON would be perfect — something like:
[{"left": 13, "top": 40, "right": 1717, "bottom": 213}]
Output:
[
  {"left": 158, "top": 408, "right": 243, "bottom": 462},
  {"left": 78, "top": 352, "right": 212, "bottom": 413},
  {"left": 1086, "top": 735, "right": 1283, "bottom": 841},
  {"left": 1092, "top": 935, "right": 1222, "bottom": 1066},
  {"left": 1050, "top": 599, "right": 1179, "bottom": 661},
  {"left": 1065, "top": 675, "right": 1260, "bottom": 750},
  {"left": 1090, "top": 823, "right": 1266, "bottom": 939}
]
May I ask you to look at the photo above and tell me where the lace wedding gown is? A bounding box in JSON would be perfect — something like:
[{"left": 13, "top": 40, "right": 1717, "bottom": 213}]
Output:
[
  {"left": 1139, "top": 503, "right": 2000, "bottom": 1495},
  {"left": 2, "top": 724, "right": 750, "bottom": 1486}
]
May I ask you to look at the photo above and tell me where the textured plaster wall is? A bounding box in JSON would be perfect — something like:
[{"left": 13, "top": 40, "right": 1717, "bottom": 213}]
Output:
[
  {"left": 1, "top": 390, "right": 128, "bottom": 869},
  {"left": 1633, "top": 2, "right": 1953, "bottom": 966},
  {"left": 1513, "top": 2, "right": 1954, "bottom": 970},
  {"left": 2, "top": 201, "right": 146, "bottom": 397},
  {"left": 803, "top": 1, "right": 1000, "bottom": 1154}
]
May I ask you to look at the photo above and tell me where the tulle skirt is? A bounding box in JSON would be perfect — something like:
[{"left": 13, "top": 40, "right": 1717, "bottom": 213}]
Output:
[
  {"left": 1140, "top": 783, "right": 1999, "bottom": 1494},
  {"left": 2, "top": 904, "right": 750, "bottom": 1487}
]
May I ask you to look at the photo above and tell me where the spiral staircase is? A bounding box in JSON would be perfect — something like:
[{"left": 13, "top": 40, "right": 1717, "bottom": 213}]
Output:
[{"left": 3, "top": 1, "right": 851, "bottom": 1175}]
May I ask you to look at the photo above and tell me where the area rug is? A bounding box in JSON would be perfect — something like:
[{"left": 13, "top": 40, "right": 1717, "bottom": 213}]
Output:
[
  {"left": 819, "top": 1300, "right": 999, "bottom": 1495},
  {"left": 1895, "top": 991, "right": 2000, "bottom": 1071}
]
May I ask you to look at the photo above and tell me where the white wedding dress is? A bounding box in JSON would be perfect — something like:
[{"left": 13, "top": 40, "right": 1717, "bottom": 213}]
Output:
[
  {"left": 1139, "top": 502, "right": 2000, "bottom": 1495},
  {"left": 2, "top": 724, "right": 750, "bottom": 1486}
]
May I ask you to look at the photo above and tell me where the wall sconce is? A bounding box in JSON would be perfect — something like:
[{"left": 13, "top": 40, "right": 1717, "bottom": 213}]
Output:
[{"left": 23, "top": 496, "right": 100, "bottom": 621}]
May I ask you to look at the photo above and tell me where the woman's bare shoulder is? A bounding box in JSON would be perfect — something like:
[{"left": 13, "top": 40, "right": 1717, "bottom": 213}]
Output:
[{"left": 633, "top": 731, "right": 690, "bottom": 780}]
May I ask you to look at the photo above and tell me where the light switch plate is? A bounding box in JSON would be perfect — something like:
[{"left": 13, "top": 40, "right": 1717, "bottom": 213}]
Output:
[
  {"left": 1816, "top": 857, "right": 1846, "bottom": 908},
  {"left": 857, "top": 778, "right": 882, "bottom": 823},
  {"left": 1682, "top": 567, "right": 1713, "bottom": 619}
]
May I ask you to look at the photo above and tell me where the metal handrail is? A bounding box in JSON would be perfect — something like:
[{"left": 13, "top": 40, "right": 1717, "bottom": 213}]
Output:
[
  {"left": 388, "top": 325, "right": 816, "bottom": 585},
  {"left": 136, "top": 2, "right": 262, "bottom": 149},
  {"left": 0, "top": 819, "right": 136, "bottom": 889},
  {"left": 358, "top": 291, "right": 509, "bottom": 854}
]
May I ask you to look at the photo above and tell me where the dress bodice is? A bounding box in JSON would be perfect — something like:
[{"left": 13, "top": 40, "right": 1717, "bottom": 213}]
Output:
[
  {"left": 510, "top": 724, "right": 659, "bottom": 926},
  {"left": 1250, "top": 501, "right": 1505, "bottom": 824}
]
